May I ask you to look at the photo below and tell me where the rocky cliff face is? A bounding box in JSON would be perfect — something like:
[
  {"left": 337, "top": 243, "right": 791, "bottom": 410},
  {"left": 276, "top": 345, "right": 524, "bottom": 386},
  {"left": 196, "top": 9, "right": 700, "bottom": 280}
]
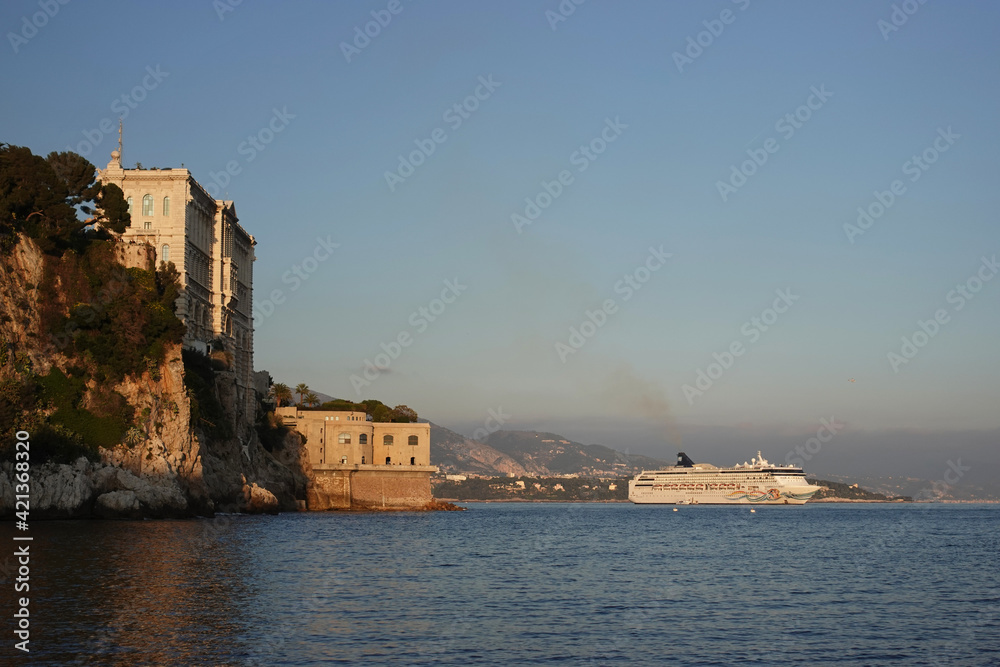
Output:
[{"left": 0, "top": 236, "right": 310, "bottom": 519}]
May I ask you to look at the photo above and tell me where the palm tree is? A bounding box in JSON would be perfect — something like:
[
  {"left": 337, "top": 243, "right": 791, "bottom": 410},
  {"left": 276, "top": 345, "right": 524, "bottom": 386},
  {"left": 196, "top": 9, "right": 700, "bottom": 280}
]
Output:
[
  {"left": 295, "top": 383, "right": 310, "bottom": 407},
  {"left": 124, "top": 426, "right": 145, "bottom": 446},
  {"left": 271, "top": 382, "right": 292, "bottom": 407},
  {"left": 305, "top": 391, "right": 320, "bottom": 408}
]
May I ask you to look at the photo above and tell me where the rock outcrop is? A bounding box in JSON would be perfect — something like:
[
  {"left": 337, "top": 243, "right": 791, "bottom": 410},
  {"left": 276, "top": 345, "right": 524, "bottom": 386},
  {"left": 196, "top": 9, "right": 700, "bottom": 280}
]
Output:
[{"left": 0, "top": 235, "right": 311, "bottom": 520}]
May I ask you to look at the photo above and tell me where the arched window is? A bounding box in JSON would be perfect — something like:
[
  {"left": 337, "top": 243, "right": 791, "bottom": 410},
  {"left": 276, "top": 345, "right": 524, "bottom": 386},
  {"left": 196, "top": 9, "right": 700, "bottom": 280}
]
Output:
[
  {"left": 338, "top": 433, "right": 350, "bottom": 444},
  {"left": 385, "top": 456, "right": 391, "bottom": 464},
  {"left": 383, "top": 435, "right": 393, "bottom": 446},
  {"left": 408, "top": 435, "right": 418, "bottom": 446},
  {"left": 361, "top": 456, "right": 366, "bottom": 464},
  {"left": 410, "top": 457, "right": 415, "bottom": 465},
  {"left": 358, "top": 434, "right": 368, "bottom": 445},
  {"left": 142, "top": 195, "right": 153, "bottom": 216},
  {"left": 161, "top": 244, "right": 170, "bottom": 263},
  {"left": 127, "top": 197, "right": 133, "bottom": 213},
  {"left": 162, "top": 196, "right": 170, "bottom": 216}
]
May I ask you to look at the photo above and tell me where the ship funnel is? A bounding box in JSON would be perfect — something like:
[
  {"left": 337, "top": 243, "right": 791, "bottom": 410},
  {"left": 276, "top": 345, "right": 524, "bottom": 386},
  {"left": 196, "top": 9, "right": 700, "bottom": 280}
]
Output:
[{"left": 676, "top": 452, "right": 695, "bottom": 467}]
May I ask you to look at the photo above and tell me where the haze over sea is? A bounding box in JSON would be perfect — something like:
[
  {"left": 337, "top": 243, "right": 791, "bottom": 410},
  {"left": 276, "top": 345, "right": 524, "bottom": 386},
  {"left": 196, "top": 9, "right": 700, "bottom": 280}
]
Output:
[{"left": 5, "top": 503, "right": 997, "bottom": 666}]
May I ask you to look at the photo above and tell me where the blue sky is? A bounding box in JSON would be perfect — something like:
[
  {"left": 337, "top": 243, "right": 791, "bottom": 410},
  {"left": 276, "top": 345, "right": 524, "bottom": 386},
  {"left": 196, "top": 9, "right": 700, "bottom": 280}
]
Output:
[{"left": 3, "top": 0, "right": 998, "bottom": 474}]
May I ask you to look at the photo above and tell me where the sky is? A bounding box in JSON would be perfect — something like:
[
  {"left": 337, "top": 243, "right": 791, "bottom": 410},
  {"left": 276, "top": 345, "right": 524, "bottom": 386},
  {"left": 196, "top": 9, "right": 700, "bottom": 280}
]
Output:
[{"left": 2, "top": 0, "right": 998, "bottom": 478}]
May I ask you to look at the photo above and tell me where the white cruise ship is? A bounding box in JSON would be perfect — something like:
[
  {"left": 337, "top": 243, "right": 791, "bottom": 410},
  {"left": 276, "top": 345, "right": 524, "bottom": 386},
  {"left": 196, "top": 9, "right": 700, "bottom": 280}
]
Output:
[{"left": 628, "top": 451, "right": 821, "bottom": 505}]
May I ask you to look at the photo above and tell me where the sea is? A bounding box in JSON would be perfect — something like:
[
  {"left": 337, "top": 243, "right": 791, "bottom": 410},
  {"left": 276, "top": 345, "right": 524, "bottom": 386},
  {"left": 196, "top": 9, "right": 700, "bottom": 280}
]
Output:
[{"left": 2, "top": 503, "right": 999, "bottom": 666}]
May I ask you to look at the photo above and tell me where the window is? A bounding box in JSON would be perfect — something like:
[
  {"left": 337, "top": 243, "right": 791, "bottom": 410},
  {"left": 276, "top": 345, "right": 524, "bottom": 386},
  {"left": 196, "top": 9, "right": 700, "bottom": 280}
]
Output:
[
  {"left": 338, "top": 433, "right": 350, "bottom": 444},
  {"left": 161, "top": 244, "right": 170, "bottom": 263},
  {"left": 144, "top": 221, "right": 151, "bottom": 230},
  {"left": 127, "top": 197, "right": 133, "bottom": 213},
  {"left": 162, "top": 196, "right": 170, "bottom": 216},
  {"left": 385, "top": 456, "right": 391, "bottom": 464},
  {"left": 408, "top": 435, "right": 418, "bottom": 446},
  {"left": 142, "top": 195, "right": 153, "bottom": 216},
  {"left": 359, "top": 434, "right": 367, "bottom": 445},
  {"left": 383, "top": 435, "right": 393, "bottom": 446},
  {"left": 410, "top": 457, "right": 415, "bottom": 465}
]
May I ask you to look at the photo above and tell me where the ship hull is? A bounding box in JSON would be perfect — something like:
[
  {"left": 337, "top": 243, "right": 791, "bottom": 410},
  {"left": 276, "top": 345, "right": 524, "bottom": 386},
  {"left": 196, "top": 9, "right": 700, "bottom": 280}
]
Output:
[
  {"left": 628, "top": 490, "right": 815, "bottom": 505},
  {"left": 627, "top": 453, "right": 820, "bottom": 505}
]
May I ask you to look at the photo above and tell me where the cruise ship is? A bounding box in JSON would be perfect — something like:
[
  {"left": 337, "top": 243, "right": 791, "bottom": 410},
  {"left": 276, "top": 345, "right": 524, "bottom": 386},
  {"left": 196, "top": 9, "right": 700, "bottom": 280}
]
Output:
[{"left": 628, "top": 451, "right": 821, "bottom": 505}]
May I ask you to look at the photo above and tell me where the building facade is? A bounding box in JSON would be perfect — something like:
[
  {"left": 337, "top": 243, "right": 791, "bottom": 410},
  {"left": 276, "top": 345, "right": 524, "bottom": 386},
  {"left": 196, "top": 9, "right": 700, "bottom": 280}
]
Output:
[
  {"left": 276, "top": 407, "right": 436, "bottom": 510},
  {"left": 98, "top": 149, "right": 256, "bottom": 415},
  {"left": 275, "top": 407, "right": 431, "bottom": 467}
]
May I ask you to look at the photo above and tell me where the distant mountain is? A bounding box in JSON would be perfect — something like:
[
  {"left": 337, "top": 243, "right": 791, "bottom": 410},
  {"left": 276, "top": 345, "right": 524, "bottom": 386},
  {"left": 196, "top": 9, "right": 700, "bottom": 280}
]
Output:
[
  {"left": 429, "top": 423, "right": 531, "bottom": 476},
  {"left": 482, "top": 430, "right": 670, "bottom": 476}
]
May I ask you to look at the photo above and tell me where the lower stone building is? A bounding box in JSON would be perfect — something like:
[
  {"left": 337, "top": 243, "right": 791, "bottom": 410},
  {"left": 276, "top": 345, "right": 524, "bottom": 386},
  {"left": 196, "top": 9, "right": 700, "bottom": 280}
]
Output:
[{"left": 275, "top": 407, "right": 436, "bottom": 510}]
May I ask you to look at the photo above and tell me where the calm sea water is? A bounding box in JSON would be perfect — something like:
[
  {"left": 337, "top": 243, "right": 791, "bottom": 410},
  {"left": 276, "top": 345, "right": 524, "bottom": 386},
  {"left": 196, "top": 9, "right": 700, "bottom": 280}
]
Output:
[{"left": 2, "top": 503, "right": 999, "bottom": 666}]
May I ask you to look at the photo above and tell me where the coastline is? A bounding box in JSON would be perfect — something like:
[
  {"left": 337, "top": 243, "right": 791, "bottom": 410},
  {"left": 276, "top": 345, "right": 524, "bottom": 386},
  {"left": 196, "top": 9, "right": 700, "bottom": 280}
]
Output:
[{"left": 439, "top": 498, "right": 1000, "bottom": 505}]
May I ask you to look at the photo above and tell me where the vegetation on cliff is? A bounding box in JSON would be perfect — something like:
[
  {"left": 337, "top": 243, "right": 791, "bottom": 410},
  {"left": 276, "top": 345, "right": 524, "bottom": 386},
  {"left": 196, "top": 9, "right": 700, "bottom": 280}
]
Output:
[
  {"left": 268, "top": 382, "right": 419, "bottom": 423},
  {"left": 0, "top": 143, "right": 130, "bottom": 254},
  {"left": 0, "top": 143, "right": 184, "bottom": 463},
  {"left": 182, "top": 348, "right": 234, "bottom": 442}
]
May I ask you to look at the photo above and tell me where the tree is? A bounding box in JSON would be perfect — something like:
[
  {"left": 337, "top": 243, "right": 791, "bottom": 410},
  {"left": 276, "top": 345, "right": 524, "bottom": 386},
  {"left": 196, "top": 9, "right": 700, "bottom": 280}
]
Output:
[
  {"left": 271, "top": 383, "right": 292, "bottom": 407},
  {"left": 305, "top": 391, "right": 320, "bottom": 408},
  {"left": 0, "top": 144, "right": 129, "bottom": 249},
  {"left": 46, "top": 150, "right": 99, "bottom": 208},
  {"left": 320, "top": 398, "right": 364, "bottom": 412},
  {"left": 360, "top": 399, "right": 392, "bottom": 422},
  {"left": 389, "top": 405, "right": 418, "bottom": 423},
  {"left": 294, "top": 383, "right": 310, "bottom": 407},
  {"left": 0, "top": 143, "right": 77, "bottom": 241},
  {"left": 123, "top": 426, "right": 146, "bottom": 446},
  {"left": 94, "top": 182, "right": 131, "bottom": 233}
]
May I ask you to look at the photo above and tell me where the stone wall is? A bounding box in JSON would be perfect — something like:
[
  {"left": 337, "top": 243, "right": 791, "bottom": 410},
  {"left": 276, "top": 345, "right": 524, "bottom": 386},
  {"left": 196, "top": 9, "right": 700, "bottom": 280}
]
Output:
[
  {"left": 307, "top": 466, "right": 435, "bottom": 510},
  {"left": 114, "top": 241, "right": 155, "bottom": 271}
]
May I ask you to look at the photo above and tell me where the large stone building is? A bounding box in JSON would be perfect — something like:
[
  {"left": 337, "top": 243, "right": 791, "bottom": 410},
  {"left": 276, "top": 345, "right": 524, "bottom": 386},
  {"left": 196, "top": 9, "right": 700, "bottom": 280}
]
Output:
[
  {"left": 275, "top": 407, "right": 431, "bottom": 466},
  {"left": 98, "top": 147, "right": 256, "bottom": 415},
  {"left": 275, "top": 407, "right": 436, "bottom": 509}
]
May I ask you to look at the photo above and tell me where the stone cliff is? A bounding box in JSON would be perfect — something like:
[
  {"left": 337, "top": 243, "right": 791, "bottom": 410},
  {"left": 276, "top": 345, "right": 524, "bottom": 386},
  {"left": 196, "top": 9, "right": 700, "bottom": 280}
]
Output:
[{"left": 0, "top": 235, "right": 310, "bottom": 519}]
